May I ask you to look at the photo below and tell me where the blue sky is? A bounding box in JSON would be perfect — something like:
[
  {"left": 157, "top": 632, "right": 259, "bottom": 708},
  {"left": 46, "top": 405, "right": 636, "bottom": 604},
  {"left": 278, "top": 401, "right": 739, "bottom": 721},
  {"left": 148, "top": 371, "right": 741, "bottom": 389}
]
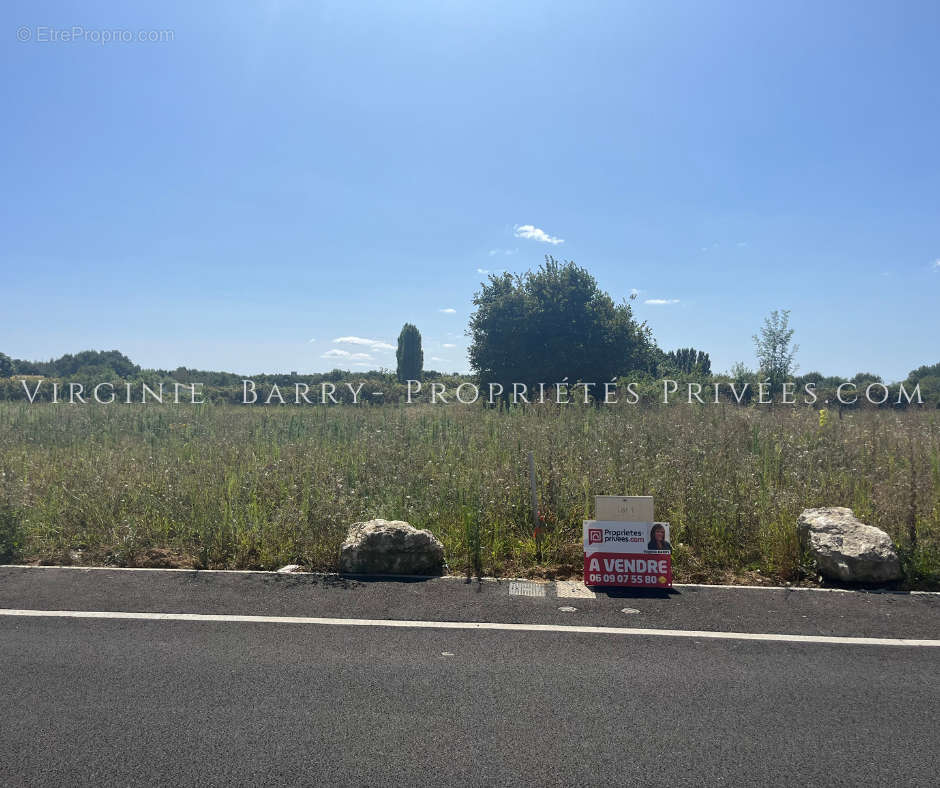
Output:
[{"left": 3, "top": 1, "right": 939, "bottom": 380}]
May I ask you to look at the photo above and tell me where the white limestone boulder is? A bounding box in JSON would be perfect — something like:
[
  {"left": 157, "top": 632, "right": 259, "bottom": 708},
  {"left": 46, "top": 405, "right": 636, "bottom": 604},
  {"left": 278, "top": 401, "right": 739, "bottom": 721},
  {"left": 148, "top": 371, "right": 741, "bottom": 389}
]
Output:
[
  {"left": 339, "top": 519, "right": 446, "bottom": 576},
  {"left": 798, "top": 507, "right": 902, "bottom": 584}
]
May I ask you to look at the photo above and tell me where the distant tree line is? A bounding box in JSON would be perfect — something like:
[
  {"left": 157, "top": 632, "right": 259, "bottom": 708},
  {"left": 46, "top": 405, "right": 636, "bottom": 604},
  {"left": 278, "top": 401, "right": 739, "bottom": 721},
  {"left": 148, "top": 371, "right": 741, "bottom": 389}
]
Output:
[
  {"left": 5, "top": 349, "right": 139, "bottom": 380},
  {"left": 2, "top": 256, "right": 939, "bottom": 408}
]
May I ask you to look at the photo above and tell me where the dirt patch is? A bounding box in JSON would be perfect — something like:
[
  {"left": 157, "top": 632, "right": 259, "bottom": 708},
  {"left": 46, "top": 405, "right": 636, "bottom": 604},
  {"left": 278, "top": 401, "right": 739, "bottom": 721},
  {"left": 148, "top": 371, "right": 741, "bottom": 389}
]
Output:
[
  {"left": 24, "top": 546, "right": 196, "bottom": 570},
  {"left": 127, "top": 548, "right": 195, "bottom": 569}
]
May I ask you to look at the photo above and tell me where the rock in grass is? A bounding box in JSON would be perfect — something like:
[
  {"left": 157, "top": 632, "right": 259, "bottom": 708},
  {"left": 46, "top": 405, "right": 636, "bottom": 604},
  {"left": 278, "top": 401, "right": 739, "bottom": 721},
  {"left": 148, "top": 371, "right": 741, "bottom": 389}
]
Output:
[
  {"left": 797, "top": 507, "right": 902, "bottom": 584},
  {"left": 339, "top": 519, "right": 446, "bottom": 576}
]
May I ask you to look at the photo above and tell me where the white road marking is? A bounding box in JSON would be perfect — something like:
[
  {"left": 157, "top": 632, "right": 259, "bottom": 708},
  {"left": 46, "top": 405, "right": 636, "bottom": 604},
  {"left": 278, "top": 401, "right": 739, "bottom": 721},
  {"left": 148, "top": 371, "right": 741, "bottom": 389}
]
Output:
[
  {"left": 0, "top": 608, "right": 937, "bottom": 647},
  {"left": 674, "top": 582, "right": 938, "bottom": 596},
  {"left": 0, "top": 564, "right": 275, "bottom": 575}
]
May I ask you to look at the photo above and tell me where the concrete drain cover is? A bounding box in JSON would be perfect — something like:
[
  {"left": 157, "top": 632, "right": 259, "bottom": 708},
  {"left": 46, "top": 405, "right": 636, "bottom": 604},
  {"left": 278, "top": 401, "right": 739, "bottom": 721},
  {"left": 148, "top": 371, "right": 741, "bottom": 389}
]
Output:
[
  {"left": 556, "top": 581, "right": 596, "bottom": 599},
  {"left": 509, "top": 581, "right": 547, "bottom": 598}
]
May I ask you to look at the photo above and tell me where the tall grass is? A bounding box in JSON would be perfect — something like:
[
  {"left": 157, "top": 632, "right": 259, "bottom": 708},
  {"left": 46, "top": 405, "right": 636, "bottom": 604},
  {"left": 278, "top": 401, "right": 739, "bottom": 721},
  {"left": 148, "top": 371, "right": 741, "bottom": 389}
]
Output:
[{"left": 0, "top": 401, "right": 937, "bottom": 587}]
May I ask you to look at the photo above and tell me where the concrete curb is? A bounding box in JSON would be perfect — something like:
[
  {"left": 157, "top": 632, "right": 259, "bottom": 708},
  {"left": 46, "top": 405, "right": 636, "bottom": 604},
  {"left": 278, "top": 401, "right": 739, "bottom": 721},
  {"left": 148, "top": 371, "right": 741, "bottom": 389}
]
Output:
[{"left": 2, "top": 564, "right": 939, "bottom": 595}]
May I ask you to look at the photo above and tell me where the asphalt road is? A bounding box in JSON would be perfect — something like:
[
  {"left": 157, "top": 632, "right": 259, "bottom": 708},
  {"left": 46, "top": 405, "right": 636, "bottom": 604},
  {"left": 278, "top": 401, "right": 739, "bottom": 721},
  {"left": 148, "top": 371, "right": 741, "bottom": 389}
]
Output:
[{"left": 1, "top": 567, "right": 938, "bottom": 787}]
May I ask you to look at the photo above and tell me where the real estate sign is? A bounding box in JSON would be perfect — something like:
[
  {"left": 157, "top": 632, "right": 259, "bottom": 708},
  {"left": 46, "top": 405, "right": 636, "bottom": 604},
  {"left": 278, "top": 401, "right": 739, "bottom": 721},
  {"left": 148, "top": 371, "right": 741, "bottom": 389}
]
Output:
[{"left": 583, "top": 520, "right": 673, "bottom": 588}]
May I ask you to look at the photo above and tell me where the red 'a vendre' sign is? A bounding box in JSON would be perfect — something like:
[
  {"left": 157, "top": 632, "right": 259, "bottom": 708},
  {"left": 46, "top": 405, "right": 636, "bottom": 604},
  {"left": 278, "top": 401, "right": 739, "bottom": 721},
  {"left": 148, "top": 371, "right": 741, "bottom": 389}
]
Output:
[{"left": 583, "top": 521, "right": 672, "bottom": 588}]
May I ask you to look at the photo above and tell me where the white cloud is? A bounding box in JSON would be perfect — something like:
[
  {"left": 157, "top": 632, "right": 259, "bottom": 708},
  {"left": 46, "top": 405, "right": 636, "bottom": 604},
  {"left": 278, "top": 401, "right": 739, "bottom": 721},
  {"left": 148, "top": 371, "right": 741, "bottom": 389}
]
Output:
[
  {"left": 431, "top": 356, "right": 446, "bottom": 362},
  {"left": 324, "top": 349, "right": 375, "bottom": 362},
  {"left": 442, "top": 343, "right": 456, "bottom": 348},
  {"left": 308, "top": 338, "right": 316, "bottom": 343},
  {"left": 513, "top": 224, "right": 564, "bottom": 245},
  {"left": 477, "top": 268, "right": 489, "bottom": 274},
  {"left": 489, "top": 248, "right": 517, "bottom": 256},
  {"left": 439, "top": 308, "right": 457, "bottom": 314},
  {"left": 644, "top": 298, "right": 680, "bottom": 305},
  {"left": 933, "top": 259, "right": 940, "bottom": 270},
  {"left": 333, "top": 336, "right": 395, "bottom": 351},
  {"left": 737, "top": 242, "right": 748, "bottom": 248}
]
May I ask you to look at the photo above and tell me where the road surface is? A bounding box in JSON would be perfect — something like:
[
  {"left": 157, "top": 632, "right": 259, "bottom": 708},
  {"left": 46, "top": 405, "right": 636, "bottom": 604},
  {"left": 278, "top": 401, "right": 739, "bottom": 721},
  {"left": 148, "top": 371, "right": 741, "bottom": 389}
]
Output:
[{"left": 1, "top": 566, "right": 938, "bottom": 786}]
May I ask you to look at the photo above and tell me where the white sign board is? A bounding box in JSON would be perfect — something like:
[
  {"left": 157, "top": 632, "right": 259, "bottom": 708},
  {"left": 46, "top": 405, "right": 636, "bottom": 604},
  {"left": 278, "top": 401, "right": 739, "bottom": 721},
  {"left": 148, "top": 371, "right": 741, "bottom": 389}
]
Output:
[{"left": 595, "top": 495, "right": 654, "bottom": 522}]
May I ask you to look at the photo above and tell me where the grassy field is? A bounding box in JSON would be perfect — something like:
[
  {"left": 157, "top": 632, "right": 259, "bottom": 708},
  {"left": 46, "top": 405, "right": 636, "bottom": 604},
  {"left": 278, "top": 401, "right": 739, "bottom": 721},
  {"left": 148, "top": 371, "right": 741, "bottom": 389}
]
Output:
[{"left": 0, "top": 401, "right": 938, "bottom": 588}]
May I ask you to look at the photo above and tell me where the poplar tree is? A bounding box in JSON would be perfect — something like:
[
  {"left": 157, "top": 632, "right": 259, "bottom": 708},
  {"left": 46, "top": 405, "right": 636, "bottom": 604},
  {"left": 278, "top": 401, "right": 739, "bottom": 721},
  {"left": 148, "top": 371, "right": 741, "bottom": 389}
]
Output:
[
  {"left": 396, "top": 323, "right": 423, "bottom": 383},
  {"left": 753, "top": 309, "right": 798, "bottom": 394}
]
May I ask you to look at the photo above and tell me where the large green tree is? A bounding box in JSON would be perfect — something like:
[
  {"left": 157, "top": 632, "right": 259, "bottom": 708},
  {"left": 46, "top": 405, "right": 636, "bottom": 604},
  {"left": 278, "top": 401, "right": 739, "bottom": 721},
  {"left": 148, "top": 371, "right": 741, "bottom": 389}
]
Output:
[
  {"left": 467, "top": 256, "right": 655, "bottom": 395},
  {"left": 907, "top": 361, "right": 940, "bottom": 385},
  {"left": 0, "top": 353, "right": 13, "bottom": 378},
  {"left": 396, "top": 323, "right": 423, "bottom": 382},
  {"left": 906, "top": 361, "right": 940, "bottom": 407}
]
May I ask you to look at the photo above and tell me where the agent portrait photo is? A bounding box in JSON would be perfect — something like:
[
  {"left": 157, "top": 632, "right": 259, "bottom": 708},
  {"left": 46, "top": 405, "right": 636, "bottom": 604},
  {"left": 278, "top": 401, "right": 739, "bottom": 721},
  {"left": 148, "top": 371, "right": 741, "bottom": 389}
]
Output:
[{"left": 647, "top": 524, "right": 672, "bottom": 553}]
